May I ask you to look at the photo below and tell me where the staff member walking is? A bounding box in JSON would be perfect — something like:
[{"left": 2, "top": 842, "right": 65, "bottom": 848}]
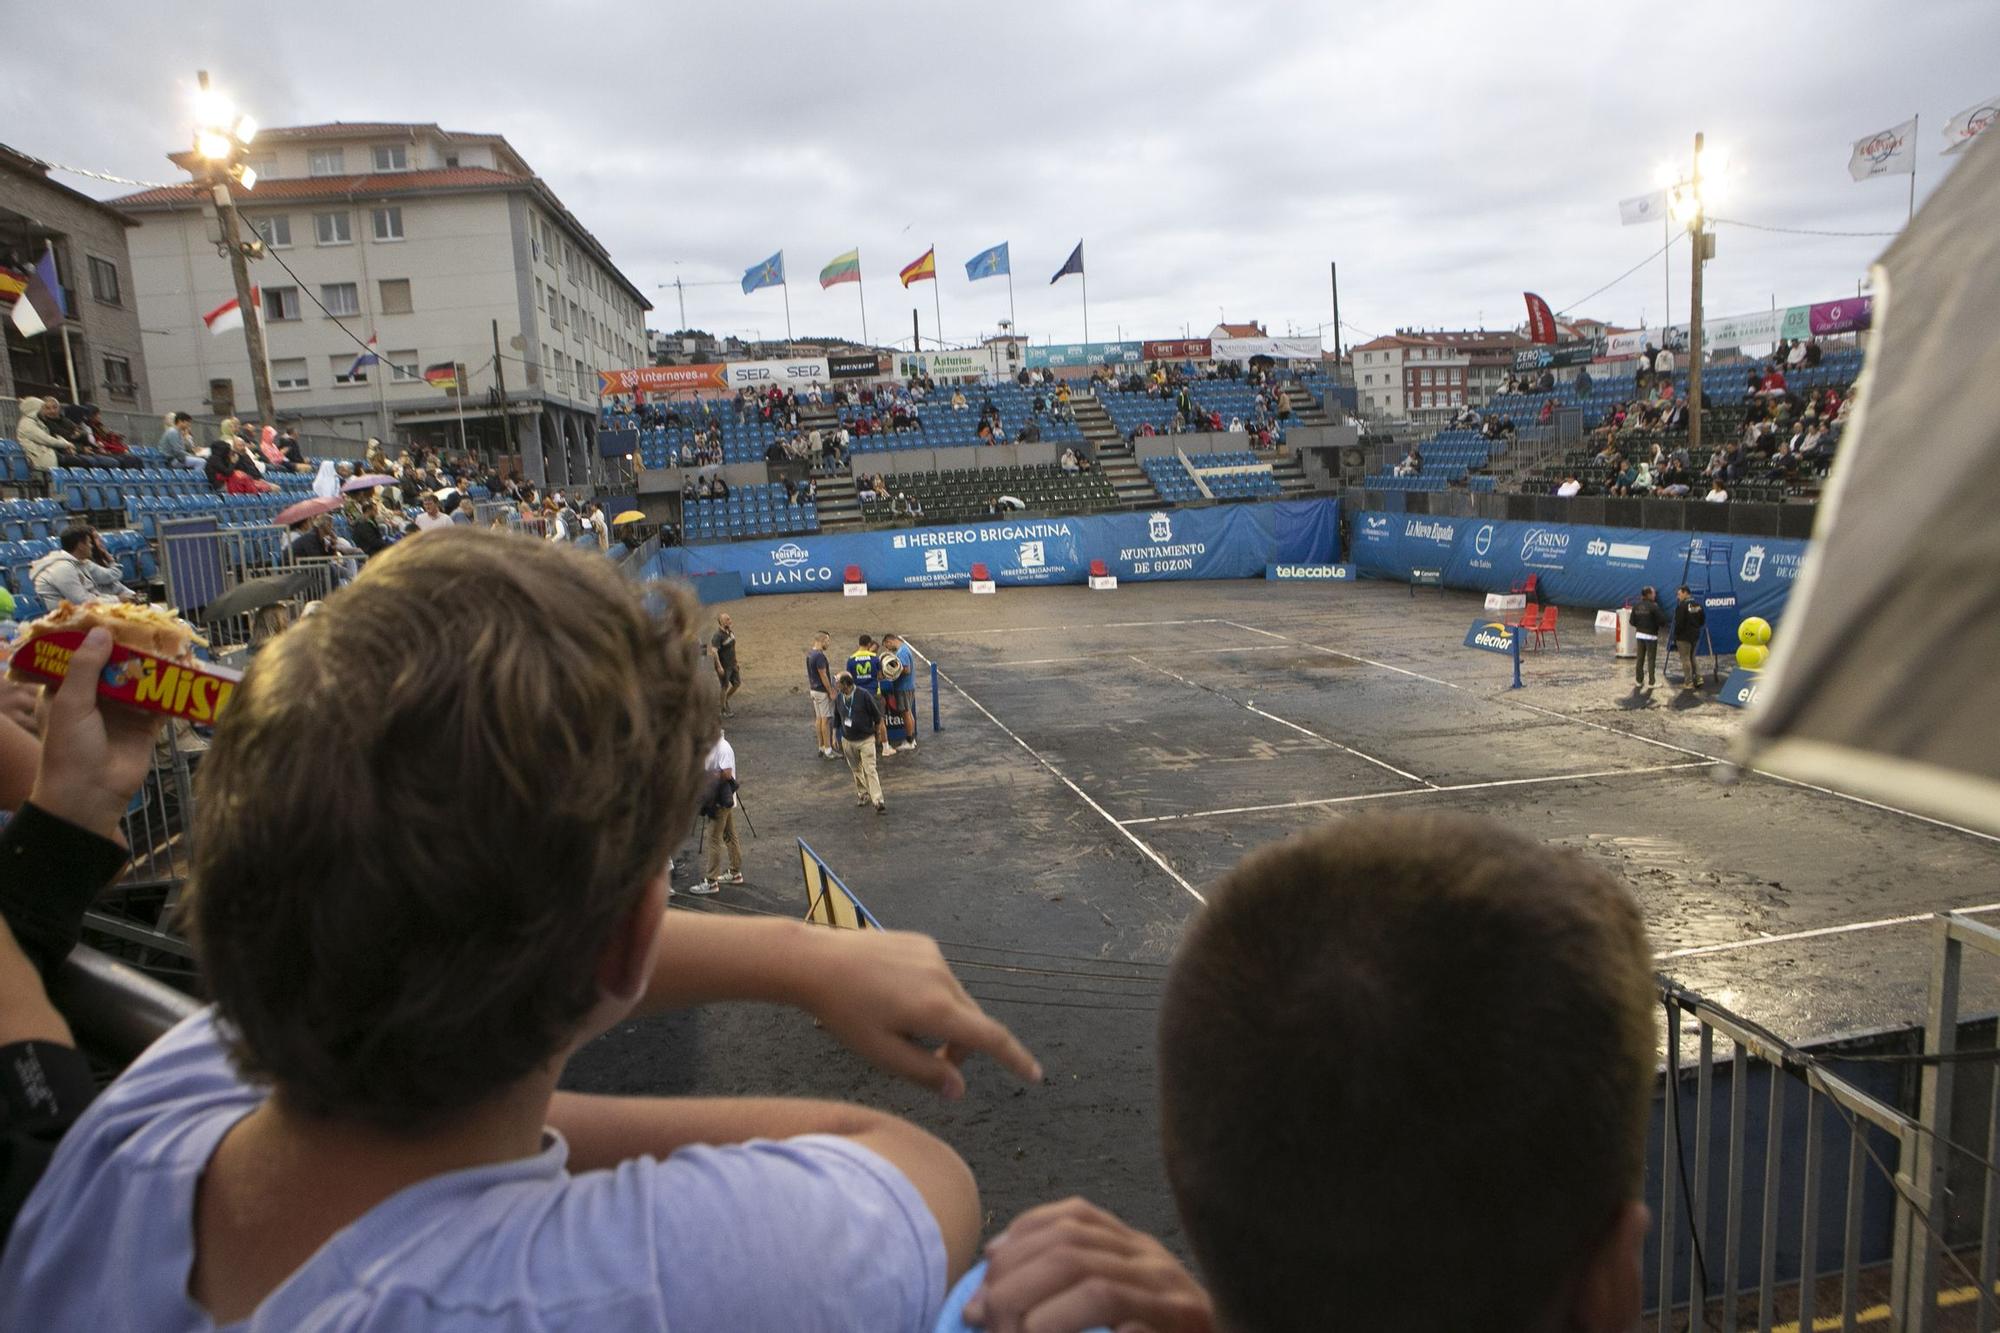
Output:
[
  {"left": 692, "top": 731, "right": 743, "bottom": 894},
  {"left": 709, "top": 613, "right": 741, "bottom": 717},
  {"left": 1673, "top": 585, "right": 1707, "bottom": 690},
  {"left": 835, "top": 672, "right": 887, "bottom": 813},
  {"left": 1628, "top": 586, "right": 1666, "bottom": 689},
  {"left": 805, "top": 630, "right": 838, "bottom": 759}
]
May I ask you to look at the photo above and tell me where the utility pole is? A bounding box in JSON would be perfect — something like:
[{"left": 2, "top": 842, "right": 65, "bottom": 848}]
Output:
[
  {"left": 195, "top": 71, "right": 274, "bottom": 430},
  {"left": 1687, "top": 130, "right": 1707, "bottom": 458},
  {"left": 1329, "top": 261, "right": 1343, "bottom": 367},
  {"left": 491, "top": 319, "right": 515, "bottom": 455},
  {"left": 911, "top": 308, "right": 921, "bottom": 353}
]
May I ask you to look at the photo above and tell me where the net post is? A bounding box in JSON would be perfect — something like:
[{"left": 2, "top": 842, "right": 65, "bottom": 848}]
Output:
[
  {"left": 1511, "top": 626, "right": 1523, "bottom": 689},
  {"left": 931, "top": 660, "right": 942, "bottom": 732}
]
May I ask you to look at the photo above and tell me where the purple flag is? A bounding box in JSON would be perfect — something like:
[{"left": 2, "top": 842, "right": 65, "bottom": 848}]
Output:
[{"left": 1808, "top": 296, "right": 1874, "bottom": 337}]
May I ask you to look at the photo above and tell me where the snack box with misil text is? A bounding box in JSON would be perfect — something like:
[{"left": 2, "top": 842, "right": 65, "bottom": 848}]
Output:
[{"left": 5, "top": 628, "right": 242, "bottom": 724}]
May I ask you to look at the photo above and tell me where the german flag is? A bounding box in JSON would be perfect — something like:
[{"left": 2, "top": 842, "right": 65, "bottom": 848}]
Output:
[
  {"left": 423, "top": 361, "right": 459, "bottom": 390},
  {"left": 898, "top": 247, "right": 936, "bottom": 288}
]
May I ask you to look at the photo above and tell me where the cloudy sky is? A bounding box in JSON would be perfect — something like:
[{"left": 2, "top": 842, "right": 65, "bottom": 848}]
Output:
[{"left": 10, "top": 0, "right": 1995, "bottom": 353}]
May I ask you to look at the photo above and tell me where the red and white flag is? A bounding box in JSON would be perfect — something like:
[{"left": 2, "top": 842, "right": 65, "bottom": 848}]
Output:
[
  {"left": 1941, "top": 95, "right": 1999, "bottom": 156},
  {"left": 1523, "top": 292, "right": 1557, "bottom": 345},
  {"left": 203, "top": 289, "right": 258, "bottom": 335}
]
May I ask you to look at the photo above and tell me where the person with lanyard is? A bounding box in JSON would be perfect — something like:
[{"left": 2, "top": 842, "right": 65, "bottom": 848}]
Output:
[
  {"left": 834, "top": 673, "right": 887, "bottom": 814},
  {"left": 1628, "top": 585, "right": 1666, "bottom": 690}
]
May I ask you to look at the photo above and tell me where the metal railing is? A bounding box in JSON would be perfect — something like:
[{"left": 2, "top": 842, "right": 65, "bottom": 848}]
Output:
[{"left": 1651, "top": 911, "right": 2000, "bottom": 1332}]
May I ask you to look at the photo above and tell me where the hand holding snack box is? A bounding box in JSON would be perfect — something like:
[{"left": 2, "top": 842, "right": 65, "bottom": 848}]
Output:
[{"left": 4, "top": 602, "right": 242, "bottom": 725}]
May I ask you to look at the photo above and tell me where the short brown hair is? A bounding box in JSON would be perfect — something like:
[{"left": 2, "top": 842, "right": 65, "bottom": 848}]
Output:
[
  {"left": 1159, "top": 813, "right": 1655, "bottom": 1333},
  {"left": 188, "top": 529, "right": 716, "bottom": 1128}
]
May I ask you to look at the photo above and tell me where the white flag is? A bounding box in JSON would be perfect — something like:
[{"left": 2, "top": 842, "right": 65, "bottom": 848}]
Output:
[
  {"left": 203, "top": 295, "right": 244, "bottom": 335},
  {"left": 1941, "top": 95, "right": 2000, "bottom": 155},
  {"left": 1849, "top": 117, "right": 1917, "bottom": 180},
  {"left": 1619, "top": 189, "right": 1668, "bottom": 226}
]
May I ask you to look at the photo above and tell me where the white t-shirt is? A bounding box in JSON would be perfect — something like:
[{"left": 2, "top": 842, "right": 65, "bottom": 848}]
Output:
[
  {"left": 1555, "top": 480, "right": 1582, "bottom": 497},
  {"left": 412, "top": 510, "right": 453, "bottom": 532},
  {"left": 706, "top": 736, "right": 736, "bottom": 777}
]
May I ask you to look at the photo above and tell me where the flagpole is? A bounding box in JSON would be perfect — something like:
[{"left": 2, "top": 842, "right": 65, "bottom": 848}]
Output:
[
  {"left": 856, "top": 256, "right": 869, "bottom": 346},
  {"left": 1908, "top": 112, "right": 1919, "bottom": 225},
  {"left": 1006, "top": 268, "right": 1017, "bottom": 339},
  {"left": 58, "top": 326, "right": 80, "bottom": 405},
  {"left": 782, "top": 277, "right": 793, "bottom": 346},
  {"left": 455, "top": 362, "right": 470, "bottom": 456},
  {"left": 930, "top": 244, "right": 943, "bottom": 347},
  {"left": 1663, "top": 212, "right": 1671, "bottom": 332},
  {"left": 1081, "top": 252, "right": 1090, "bottom": 345},
  {"left": 370, "top": 331, "right": 390, "bottom": 444}
]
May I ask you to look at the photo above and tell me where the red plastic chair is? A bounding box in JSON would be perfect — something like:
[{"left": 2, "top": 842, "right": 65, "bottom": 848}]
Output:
[
  {"left": 1532, "top": 605, "right": 1561, "bottom": 652},
  {"left": 1088, "top": 559, "right": 1109, "bottom": 578},
  {"left": 970, "top": 562, "right": 991, "bottom": 581},
  {"left": 844, "top": 564, "right": 864, "bottom": 584}
]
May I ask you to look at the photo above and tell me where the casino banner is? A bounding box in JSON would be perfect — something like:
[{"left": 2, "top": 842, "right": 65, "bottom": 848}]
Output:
[
  {"left": 652, "top": 499, "right": 1338, "bottom": 595},
  {"left": 1142, "top": 338, "right": 1213, "bottom": 362},
  {"left": 1351, "top": 511, "right": 1808, "bottom": 629},
  {"left": 598, "top": 364, "right": 727, "bottom": 396}
]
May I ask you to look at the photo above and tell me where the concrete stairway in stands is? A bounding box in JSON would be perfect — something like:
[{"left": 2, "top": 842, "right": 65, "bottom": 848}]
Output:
[
  {"left": 1271, "top": 451, "right": 1318, "bottom": 497},
  {"left": 815, "top": 472, "right": 862, "bottom": 531},
  {"left": 1074, "top": 395, "right": 1160, "bottom": 510}
]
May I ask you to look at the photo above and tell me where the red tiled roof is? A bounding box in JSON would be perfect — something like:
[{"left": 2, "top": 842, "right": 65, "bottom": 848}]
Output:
[
  {"left": 1214, "top": 322, "right": 1264, "bottom": 338},
  {"left": 112, "top": 167, "right": 522, "bottom": 208}
]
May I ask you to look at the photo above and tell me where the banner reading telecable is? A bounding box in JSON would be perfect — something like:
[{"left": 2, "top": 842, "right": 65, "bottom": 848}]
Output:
[{"left": 599, "top": 364, "right": 728, "bottom": 396}]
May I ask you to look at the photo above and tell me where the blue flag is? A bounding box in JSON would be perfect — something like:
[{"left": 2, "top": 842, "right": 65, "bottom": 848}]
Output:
[
  {"left": 965, "top": 242, "right": 1010, "bottom": 281},
  {"left": 741, "top": 250, "right": 786, "bottom": 294},
  {"left": 1049, "top": 241, "right": 1084, "bottom": 285}
]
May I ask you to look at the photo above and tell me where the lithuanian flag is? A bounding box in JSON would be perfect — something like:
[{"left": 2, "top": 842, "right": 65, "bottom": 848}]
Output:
[
  {"left": 819, "top": 248, "right": 861, "bottom": 289},
  {"left": 899, "top": 247, "right": 937, "bottom": 287}
]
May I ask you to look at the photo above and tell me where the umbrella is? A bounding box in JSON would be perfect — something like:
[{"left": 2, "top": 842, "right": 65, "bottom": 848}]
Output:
[
  {"left": 612, "top": 511, "right": 646, "bottom": 525},
  {"left": 343, "top": 473, "right": 397, "bottom": 492},
  {"left": 1737, "top": 129, "right": 2000, "bottom": 834},
  {"left": 273, "top": 495, "right": 345, "bottom": 527},
  {"left": 197, "top": 569, "right": 319, "bottom": 623}
]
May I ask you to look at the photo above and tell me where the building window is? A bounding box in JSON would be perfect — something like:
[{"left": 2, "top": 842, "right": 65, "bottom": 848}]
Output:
[
  {"left": 332, "top": 353, "right": 369, "bottom": 386},
  {"left": 272, "top": 357, "right": 310, "bottom": 390},
  {"left": 87, "top": 256, "right": 121, "bottom": 305},
  {"left": 263, "top": 287, "right": 301, "bottom": 322},
  {"left": 319, "top": 283, "right": 360, "bottom": 317},
  {"left": 372, "top": 144, "right": 409, "bottom": 172},
  {"left": 245, "top": 155, "right": 278, "bottom": 181},
  {"left": 387, "top": 349, "right": 420, "bottom": 382},
  {"left": 371, "top": 207, "right": 404, "bottom": 241},
  {"left": 102, "top": 355, "right": 136, "bottom": 399},
  {"left": 378, "top": 278, "right": 412, "bottom": 315},
  {"left": 314, "top": 211, "right": 352, "bottom": 246},
  {"left": 535, "top": 278, "right": 544, "bottom": 311},
  {"left": 252, "top": 215, "right": 292, "bottom": 249},
  {"left": 443, "top": 153, "right": 459, "bottom": 168},
  {"left": 308, "top": 148, "right": 345, "bottom": 176}
]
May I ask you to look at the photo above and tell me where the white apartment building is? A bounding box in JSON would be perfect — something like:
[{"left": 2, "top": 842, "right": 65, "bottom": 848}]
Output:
[
  {"left": 1349, "top": 333, "right": 1473, "bottom": 421},
  {"left": 114, "top": 122, "right": 649, "bottom": 487}
]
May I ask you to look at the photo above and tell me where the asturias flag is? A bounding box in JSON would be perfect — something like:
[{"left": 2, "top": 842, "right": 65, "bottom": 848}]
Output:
[
  {"left": 10, "top": 244, "right": 69, "bottom": 339},
  {"left": 965, "top": 243, "right": 1010, "bottom": 281},
  {"left": 1050, "top": 241, "right": 1084, "bottom": 285},
  {"left": 819, "top": 249, "right": 861, "bottom": 289},
  {"left": 899, "top": 247, "right": 937, "bottom": 287},
  {"left": 742, "top": 251, "right": 785, "bottom": 294},
  {"left": 1523, "top": 292, "right": 1557, "bottom": 345}
]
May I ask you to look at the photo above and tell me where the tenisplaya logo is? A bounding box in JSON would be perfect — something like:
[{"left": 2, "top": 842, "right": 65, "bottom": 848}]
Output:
[
  {"left": 1473, "top": 524, "right": 1495, "bottom": 557},
  {"left": 1148, "top": 512, "right": 1174, "bottom": 543},
  {"left": 773, "top": 542, "right": 811, "bottom": 568}
]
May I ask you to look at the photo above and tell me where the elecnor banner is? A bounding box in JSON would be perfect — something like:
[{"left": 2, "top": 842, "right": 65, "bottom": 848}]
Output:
[
  {"left": 599, "top": 364, "right": 727, "bottom": 396},
  {"left": 651, "top": 499, "right": 1338, "bottom": 595},
  {"left": 1024, "top": 342, "right": 1144, "bottom": 369},
  {"left": 896, "top": 351, "right": 990, "bottom": 380},
  {"left": 1142, "top": 338, "right": 1213, "bottom": 361},
  {"left": 1351, "top": 511, "right": 1808, "bottom": 626},
  {"left": 724, "top": 357, "right": 830, "bottom": 388},
  {"left": 828, "top": 351, "right": 890, "bottom": 380}
]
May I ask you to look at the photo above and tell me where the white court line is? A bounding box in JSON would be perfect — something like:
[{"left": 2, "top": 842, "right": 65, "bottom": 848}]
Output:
[
  {"left": 977, "top": 644, "right": 1292, "bottom": 669},
  {"left": 1655, "top": 902, "right": 2000, "bottom": 962},
  {"left": 1121, "top": 760, "right": 1716, "bottom": 826},
  {"left": 902, "top": 640, "right": 1205, "bottom": 903},
  {"left": 1125, "top": 655, "right": 1436, "bottom": 789},
  {"left": 933, "top": 618, "right": 1228, "bottom": 638},
  {"left": 1219, "top": 620, "right": 2000, "bottom": 847}
]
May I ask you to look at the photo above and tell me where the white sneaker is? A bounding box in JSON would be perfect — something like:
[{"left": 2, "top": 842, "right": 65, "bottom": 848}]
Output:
[
  {"left": 898, "top": 741, "right": 917, "bottom": 753},
  {"left": 687, "top": 880, "right": 720, "bottom": 896},
  {"left": 878, "top": 748, "right": 892, "bottom": 760}
]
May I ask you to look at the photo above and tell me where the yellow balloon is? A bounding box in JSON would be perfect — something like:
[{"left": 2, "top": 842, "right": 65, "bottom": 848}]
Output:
[
  {"left": 1739, "top": 616, "right": 1772, "bottom": 646},
  {"left": 1736, "top": 643, "right": 1769, "bottom": 670}
]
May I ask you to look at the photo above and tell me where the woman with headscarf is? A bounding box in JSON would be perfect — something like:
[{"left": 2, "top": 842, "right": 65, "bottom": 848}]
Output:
[
  {"left": 259, "top": 426, "right": 287, "bottom": 470},
  {"left": 312, "top": 459, "right": 341, "bottom": 500}
]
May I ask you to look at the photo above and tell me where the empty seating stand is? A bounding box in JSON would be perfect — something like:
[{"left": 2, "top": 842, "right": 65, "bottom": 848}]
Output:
[
  {"left": 682, "top": 482, "right": 818, "bottom": 543},
  {"left": 861, "top": 464, "right": 1113, "bottom": 526},
  {"left": 1142, "top": 452, "right": 1281, "bottom": 503}
]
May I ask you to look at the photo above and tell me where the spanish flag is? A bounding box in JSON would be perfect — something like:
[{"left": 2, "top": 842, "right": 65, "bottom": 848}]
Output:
[{"left": 899, "top": 247, "right": 937, "bottom": 287}]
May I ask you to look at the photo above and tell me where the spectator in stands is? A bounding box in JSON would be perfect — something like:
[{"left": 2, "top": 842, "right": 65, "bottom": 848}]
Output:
[
  {"left": 410, "top": 493, "right": 454, "bottom": 534},
  {"left": 341, "top": 491, "right": 387, "bottom": 556},
  {"left": 1227, "top": 416, "right": 1245, "bottom": 434},
  {"left": 1, "top": 533, "right": 1038, "bottom": 1328},
  {"left": 1804, "top": 339, "right": 1824, "bottom": 367},
  {"left": 835, "top": 671, "right": 888, "bottom": 813},
  {"left": 280, "top": 426, "right": 307, "bottom": 470},
  {"left": 79, "top": 406, "right": 131, "bottom": 459},
  {"left": 14, "top": 397, "right": 67, "bottom": 473},
  {"left": 1059, "top": 448, "right": 1080, "bottom": 475},
  {"left": 968, "top": 814, "right": 1654, "bottom": 1333},
  {"left": 1786, "top": 339, "right": 1809, "bottom": 369},
  {"left": 157, "top": 412, "right": 202, "bottom": 469},
  {"left": 1705, "top": 482, "right": 1730, "bottom": 503},
  {"left": 1758, "top": 363, "right": 1789, "bottom": 397},
  {"left": 1574, "top": 366, "right": 1593, "bottom": 398},
  {"left": 30, "top": 526, "right": 136, "bottom": 606},
  {"left": 1555, "top": 474, "right": 1582, "bottom": 498},
  {"left": 691, "top": 730, "right": 743, "bottom": 895}
]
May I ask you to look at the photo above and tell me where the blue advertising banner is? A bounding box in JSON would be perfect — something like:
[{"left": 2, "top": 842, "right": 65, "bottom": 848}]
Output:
[
  {"left": 1717, "top": 666, "right": 1764, "bottom": 709},
  {"left": 652, "top": 499, "right": 1337, "bottom": 595},
  {"left": 1024, "top": 341, "right": 1144, "bottom": 369},
  {"left": 1463, "top": 618, "right": 1522, "bottom": 655},
  {"left": 1266, "top": 562, "right": 1355, "bottom": 582},
  {"left": 1353, "top": 512, "right": 1808, "bottom": 626}
]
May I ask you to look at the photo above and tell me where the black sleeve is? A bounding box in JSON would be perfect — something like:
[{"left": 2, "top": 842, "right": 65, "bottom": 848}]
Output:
[
  {"left": 0, "top": 804, "right": 131, "bottom": 983},
  {"left": 0, "top": 1039, "right": 99, "bottom": 1248}
]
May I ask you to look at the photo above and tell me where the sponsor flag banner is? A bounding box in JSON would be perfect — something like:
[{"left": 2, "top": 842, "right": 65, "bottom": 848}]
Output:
[
  {"left": 741, "top": 251, "right": 785, "bottom": 294},
  {"left": 818, "top": 249, "right": 861, "bottom": 289},
  {"left": 964, "top": 243, "right": 1009, "bottom": 281},
  {"left": 422, "top": 362, "right": 459, "bottom": 390},
  {"left": 1941, "top": 95, "right": 2000, "bottom": 155},
  {"left": 1050, "top": 241, "right": 1084, "bottom": 285},
  {"left": 1808, "top": 296, "right": 1874, "bottom": 337},
  {"left": 1849, "top": 118, "right": 1918, "bottom": 180},
  {"left": 1619, "top": 190, "right": 1668, "bottom": 226},
  {"left": 1142, "top": 338, "right": 1212, "bottom": 361},
  {"left": 1513, "top": 343, "right": 1596, "bottom": 372},
  {"left": 899, "top": 248, "right": 937, "bottom": 287},
  {"left": 598, "top": 364, "right": 729, "bottom": 396},
  {"left": 1523, "top": 292, "right": 1558, "bottom": 345}
]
